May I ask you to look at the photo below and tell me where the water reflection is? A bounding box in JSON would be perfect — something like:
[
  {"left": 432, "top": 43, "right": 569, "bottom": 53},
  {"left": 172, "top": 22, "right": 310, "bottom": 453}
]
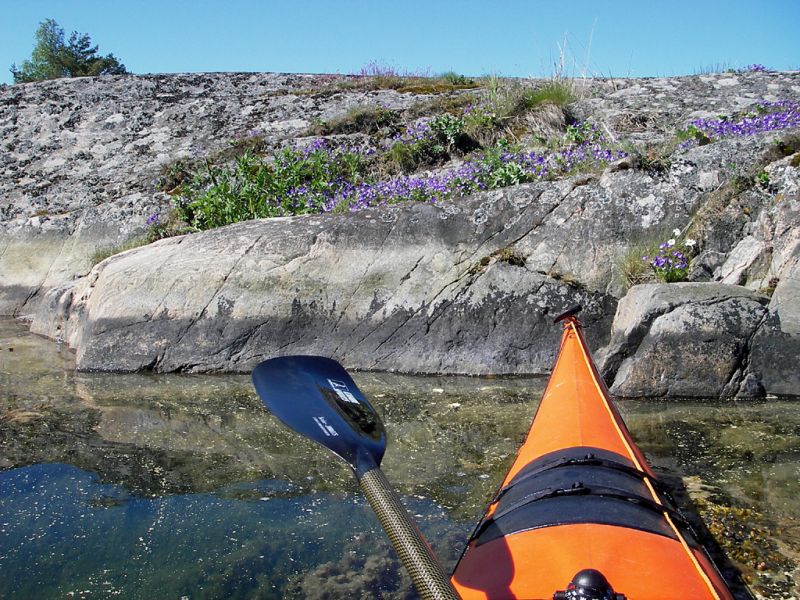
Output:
[{"left": 1, "top": 319, "right": 798, "bottom": 598}]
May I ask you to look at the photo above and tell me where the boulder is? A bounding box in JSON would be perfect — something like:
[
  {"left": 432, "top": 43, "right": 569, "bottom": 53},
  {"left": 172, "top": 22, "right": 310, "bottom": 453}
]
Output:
[
  {"left": 599, "top": 283, "right": 770, "bottom": 398},
  {"left": 749, "top": 256, "right": 800, "bottom": 395},
  {"left": 33, "top": 136, "right": 781, "bottom": 376}
]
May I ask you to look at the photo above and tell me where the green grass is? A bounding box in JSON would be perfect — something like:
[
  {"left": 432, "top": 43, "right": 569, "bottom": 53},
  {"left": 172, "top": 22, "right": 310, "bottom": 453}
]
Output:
[
  {"left": 463, "top": 79, "right": 575, "bottom": 147},
  {"left": 337, "top": 62, "right": 480, "bottom": 94},
  {"left": 468, "top": 246, "right": 527, "bottom": 275},
  {"left": 692, "top": 62, "right": 737, "bottom": 75},
  {"left": 618, "top": 141, "right": 673, "bottom": 174},
  {"left": 382, "top": 142, "right": 429, "bottom": 174},
  {"left": 90, "top": 237, "right": 149, "bottom": 266},
  {"left": 521, "top": 81, "right": 576, "bottom": 108},
  {"left": 617, "top": 237, "right": 667, "bottom": 289},
  {"left": 310, "top": 105, "right": 400, "bottom": 136},
  {"left": 758, "top": 277, "right": 780, "bottom": 297},
  {"left": 89, "top": 210, "right": 190, "bottom": 266}
]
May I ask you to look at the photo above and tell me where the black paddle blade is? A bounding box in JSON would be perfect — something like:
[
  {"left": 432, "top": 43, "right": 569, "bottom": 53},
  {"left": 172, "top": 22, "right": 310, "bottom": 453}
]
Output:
[{"left": 252, "top": 356, "right": 386, "bottom": 475}]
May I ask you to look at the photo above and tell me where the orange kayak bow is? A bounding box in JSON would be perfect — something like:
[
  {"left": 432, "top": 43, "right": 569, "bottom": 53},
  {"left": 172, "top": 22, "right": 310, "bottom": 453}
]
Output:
[{"left": 451, "top": 307, "right": 733, "bottom": 600}]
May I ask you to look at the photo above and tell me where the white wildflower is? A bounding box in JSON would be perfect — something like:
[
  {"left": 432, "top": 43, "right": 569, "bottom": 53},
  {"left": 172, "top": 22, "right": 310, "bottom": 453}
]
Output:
[
  {"left": 685, "top": 238, "right": 696, "bottom": 247},
  {"left": 667, "top": 238, "right": 676, "bottom": 247},
  {"left": 672, "top": 228, "right": 681, "bottom": 236}
]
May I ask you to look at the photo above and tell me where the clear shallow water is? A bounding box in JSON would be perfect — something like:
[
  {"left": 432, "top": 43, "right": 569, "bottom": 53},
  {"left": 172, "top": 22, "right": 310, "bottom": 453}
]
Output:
[
  {"left": 2, "top": 464, "right": 456, "bottom": 599},
  {"left": 1, "top": 319, "right": 798, "bottom": 599}
]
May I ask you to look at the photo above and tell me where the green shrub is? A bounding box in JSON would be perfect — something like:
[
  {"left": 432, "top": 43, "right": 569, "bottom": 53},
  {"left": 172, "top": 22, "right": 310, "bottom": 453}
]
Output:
[
  {"left": 676, "top": 124, "right": 712, "bottom": 146},
  {"left": 429, "top": 113, "right": 466, "bottom": 150},
  {"left": 755, "top": 170, "right": 770, "bottom": 187},
  {"left": 480, "top": 146, "right": 530, "bottom": 187},
  {"left": 175, "top": 143, "right": 368, "bottom": 230},
  {"left": 159, "top": 132, "right": 270, "bottom": 195},
  {"left": 564, "top": 122, "right": 602, "bottom": 145},
  {"left": 439, "top": 71, "right": 474, "bottom": 86},
  {"left": 382, "top": 113, "right": 473, "bottom": 174}
]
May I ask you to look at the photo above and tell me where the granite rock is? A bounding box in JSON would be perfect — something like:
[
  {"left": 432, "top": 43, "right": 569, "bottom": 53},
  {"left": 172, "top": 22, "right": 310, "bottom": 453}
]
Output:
[
  {"left": 3, "top": 71, "right": 799, "bottom": 391},
  {"left": 599, "top": 283, "right": 770, "bottom": 397}
]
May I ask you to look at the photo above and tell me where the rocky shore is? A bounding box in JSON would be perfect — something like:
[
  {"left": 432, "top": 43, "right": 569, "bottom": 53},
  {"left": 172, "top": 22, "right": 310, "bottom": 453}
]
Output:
[{"left": 1, "top": 71, "right": 798, "bottom": 397}]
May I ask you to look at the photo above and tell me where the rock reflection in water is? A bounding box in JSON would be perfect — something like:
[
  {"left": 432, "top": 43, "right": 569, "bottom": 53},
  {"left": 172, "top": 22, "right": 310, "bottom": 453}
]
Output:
[
  {"left": 0, "top": 319, "right": 542, "bottom": 598},
  {"left": 1, "top": 319, "right": 799, "bottom": 599}
]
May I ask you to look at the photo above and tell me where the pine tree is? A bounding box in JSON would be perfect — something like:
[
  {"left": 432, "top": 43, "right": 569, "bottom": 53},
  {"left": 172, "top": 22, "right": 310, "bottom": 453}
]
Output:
[{"left": 10, "top": 19, "right": 127, "bottom": 83}]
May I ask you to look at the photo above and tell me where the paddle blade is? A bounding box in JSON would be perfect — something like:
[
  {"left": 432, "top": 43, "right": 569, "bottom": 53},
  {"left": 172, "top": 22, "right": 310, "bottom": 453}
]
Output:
[{"left": 252, "top": 356, "right": 386, "bottom": 474}]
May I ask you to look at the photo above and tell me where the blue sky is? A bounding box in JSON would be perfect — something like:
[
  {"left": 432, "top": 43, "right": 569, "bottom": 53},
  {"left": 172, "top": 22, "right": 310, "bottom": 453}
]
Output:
[{"left": 1, "top": 0, "right": 798, "bottom": 85}]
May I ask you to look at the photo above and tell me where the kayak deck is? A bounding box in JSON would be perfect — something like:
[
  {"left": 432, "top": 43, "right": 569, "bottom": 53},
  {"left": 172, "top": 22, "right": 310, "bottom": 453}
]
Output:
[{"left": 451, "top": 316, "right": 733, "bottom": 600}]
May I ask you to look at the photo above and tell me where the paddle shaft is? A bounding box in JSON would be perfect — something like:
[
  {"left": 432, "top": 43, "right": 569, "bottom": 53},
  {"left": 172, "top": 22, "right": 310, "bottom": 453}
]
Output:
[{"left": 359, "top": 468, "right": 460, "bottom": 600}]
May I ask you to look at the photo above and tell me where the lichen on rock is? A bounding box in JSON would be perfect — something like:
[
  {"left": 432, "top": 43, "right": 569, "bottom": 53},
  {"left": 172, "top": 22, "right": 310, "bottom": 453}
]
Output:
[{"left": 1, "top": 70, "right": 799, "bottom": 395}]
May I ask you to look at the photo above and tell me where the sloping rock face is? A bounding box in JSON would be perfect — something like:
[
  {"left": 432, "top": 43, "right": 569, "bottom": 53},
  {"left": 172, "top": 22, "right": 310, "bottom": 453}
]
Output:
[
  {"left": 715, "top": 153, "right": 800, "bottom": 395},
  {"left": 3, "top": 71, "right": 798, "bottom": 316},
  {"left": 29, "top": 184, "right": 623, "bottom": 375},
  {"left": 3, "top": 71, "right": 800, "bottom": 392},
  {"left": 0, "top": 73, "right": 431, "bottom": 315}
]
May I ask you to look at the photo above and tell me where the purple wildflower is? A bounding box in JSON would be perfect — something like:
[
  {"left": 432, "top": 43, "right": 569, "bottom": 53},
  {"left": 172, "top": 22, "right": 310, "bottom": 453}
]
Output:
[
  {"left": 643, "top": 234, "right": 696, "bottom": 282},
  {"left": 684, "top": 99, "right": 800, "bottom": 144},
  {"left": 303, "top": 138, "right": 330, "bottom": 156}
]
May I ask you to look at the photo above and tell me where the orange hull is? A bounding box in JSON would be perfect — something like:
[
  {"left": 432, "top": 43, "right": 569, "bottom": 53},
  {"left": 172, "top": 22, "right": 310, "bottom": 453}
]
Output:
[{"left": 451, "top": 316, "right": 733, "bottom": 600}]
